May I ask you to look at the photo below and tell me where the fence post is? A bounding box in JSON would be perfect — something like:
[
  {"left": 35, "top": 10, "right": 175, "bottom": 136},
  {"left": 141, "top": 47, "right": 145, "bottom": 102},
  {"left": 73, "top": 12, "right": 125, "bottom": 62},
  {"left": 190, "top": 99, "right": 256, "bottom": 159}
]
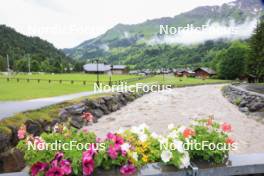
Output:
[
  {"left": 38, "top": 79, "right": 40, "bottom": 83},
  {"left": 49, "top": 80, "right": 51, "bottom": 84},
  {"left": 71, "top": 80, "right": 74, "bottom": 84},
  {"left": 17, "top": 78, "right": 19, "bottom": 82},
  {"left": 27, "top": 79, "right": 29, "bottom": 83},
  {"left": 7, "top": 78, "right": 9, "bottom": 82},
  {"left": 59, "top": 80, "right": 62, "bottom": 84},
  {"left": 109, "top": 77, "right": 112, "bottom": 86},
  {"left": 83, "top": 81, "right": 86, "bottom": 85}
]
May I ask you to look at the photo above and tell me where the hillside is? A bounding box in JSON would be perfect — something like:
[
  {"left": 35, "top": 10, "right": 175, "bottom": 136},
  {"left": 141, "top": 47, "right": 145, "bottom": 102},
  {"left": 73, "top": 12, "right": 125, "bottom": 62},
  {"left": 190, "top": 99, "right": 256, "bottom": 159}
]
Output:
[
  {"left": 0, "top": 25, "right": 74, "bottom": 73},
  {"left": 64, "top": 0, "right": 264, "bottom": 64}
]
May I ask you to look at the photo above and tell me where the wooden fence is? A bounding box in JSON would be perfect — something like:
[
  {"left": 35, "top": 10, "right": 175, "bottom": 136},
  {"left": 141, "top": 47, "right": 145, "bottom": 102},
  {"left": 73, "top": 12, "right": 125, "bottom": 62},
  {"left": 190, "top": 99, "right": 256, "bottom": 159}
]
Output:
[{"left": 0, "top": 75, "right": 153, "bottom": 86}]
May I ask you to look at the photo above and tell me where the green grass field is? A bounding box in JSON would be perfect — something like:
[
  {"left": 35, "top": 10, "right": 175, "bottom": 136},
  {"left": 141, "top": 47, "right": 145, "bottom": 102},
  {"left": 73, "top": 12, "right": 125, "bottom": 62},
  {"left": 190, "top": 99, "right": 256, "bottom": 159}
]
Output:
[
  {"left": 141, "top": 75, "right": 229, "bottom": 86},
  {"left": 0, "top": 73, "right": 140, "bottom": 101},
  {"left": 0, "top": 74, "right": 228, "bottom": 101}
]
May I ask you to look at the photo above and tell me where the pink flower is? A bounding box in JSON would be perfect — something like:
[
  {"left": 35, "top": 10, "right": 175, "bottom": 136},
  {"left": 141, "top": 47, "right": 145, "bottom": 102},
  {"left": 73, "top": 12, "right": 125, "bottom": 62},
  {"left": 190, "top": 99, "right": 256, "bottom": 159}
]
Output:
[
  {"left": 121, "top": 150, "right": 127, "bottom": 157},
  {"left": 18, "top": 125, "right": 26, "bottom": 140},
  {"left": 106, "top": 133, "right": 124, "bottom": 145},
  {"left": 120, "top": 164, "right": 136, "bottom": 175},
  {"left": 116, "top": 135, "right": 124, "bottom": 145},
  {"left": 82, "top": 152, "right": 94, "bottom": 176},
  {"left": 96, "top": 137, "right": 102, "bottom": 143},
  {"left": 54, "top": 152, "right": 64, "bottom": 162},
  {"left": 108, "top": 145, "right": 118, "bottom": 159},
  {"left": 221, "top": 122, "right": 232, "bottom": 132},
  {"left": 225, "top": 137, "right": 235, "bottom": 145},
  {"left": 60, "top": 160, "right": 72, "bottom": 175},
  {"left": 34, "top": 137, "right": 46, "bottom": 150},
  {"left": 30, "top": 162, "right": 48, "bottom": 176},
  {"left": 82, "top": 112, "right": 94, "bottom": 122},
  {"left": 82, "top": 127, "right": 89, "bottom": 133},
  {"left": 45, "top": 167, "right": 64, "bottom": 176},
  {"left": 107, "top": 132, "right": 116, "bottom": 142}
]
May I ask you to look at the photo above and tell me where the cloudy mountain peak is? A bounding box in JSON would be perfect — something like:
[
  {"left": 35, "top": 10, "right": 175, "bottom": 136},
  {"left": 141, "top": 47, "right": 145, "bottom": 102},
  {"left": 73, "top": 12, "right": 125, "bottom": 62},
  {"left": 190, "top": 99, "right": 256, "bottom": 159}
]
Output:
[{"left": 64, "top": 0, "right": 264, "bottom": 60}]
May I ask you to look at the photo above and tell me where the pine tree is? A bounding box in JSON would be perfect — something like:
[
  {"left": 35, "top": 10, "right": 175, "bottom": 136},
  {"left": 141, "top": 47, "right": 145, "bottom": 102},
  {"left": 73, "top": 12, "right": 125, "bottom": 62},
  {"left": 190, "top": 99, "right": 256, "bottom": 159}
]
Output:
[{"left": 248, "top": 17, "right": 264, "bottom": 81}]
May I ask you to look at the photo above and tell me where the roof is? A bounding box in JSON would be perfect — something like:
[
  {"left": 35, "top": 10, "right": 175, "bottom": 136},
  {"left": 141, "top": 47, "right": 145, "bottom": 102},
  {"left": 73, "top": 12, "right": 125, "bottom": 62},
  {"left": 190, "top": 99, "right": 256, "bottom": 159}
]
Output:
[
  {"left": 112, "top": 65, "right": 127, "bottom": 70},
  {"left": 175, "top": 68, "right": 195, "bottom": 74},
  {"left": 195, "top": 67, "right": 216, "bottom": 75},
  {"left": 83, "top": 64, "right": 111, "bottom": 72}
]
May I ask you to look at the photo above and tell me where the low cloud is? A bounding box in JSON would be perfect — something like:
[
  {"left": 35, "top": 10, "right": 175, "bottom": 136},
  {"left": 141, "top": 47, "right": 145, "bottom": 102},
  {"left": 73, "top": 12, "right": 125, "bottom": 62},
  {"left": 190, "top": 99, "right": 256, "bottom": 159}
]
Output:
[{"left": 148, "top": 19, "right": 257, "bottom": 45}]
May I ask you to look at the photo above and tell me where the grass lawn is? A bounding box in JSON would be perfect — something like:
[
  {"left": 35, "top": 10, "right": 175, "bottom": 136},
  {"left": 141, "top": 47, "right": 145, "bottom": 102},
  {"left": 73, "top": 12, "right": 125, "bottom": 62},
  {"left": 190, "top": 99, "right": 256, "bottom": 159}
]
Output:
[
  {"left": 0, "top": 73, "right": 140, "bottom": 101},
  {"left": 140, "top": 75, "right": 229, "bottom": 87},
  {"left": 0, "top": 74, "right": 228, "bottom": 101}
]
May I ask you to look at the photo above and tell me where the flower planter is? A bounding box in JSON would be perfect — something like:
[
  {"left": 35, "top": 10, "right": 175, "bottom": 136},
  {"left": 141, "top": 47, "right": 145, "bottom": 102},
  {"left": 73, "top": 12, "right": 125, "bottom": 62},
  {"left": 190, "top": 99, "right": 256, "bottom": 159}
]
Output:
[{"left": 3, "top": 153, "right": 264, "bottom": 176}]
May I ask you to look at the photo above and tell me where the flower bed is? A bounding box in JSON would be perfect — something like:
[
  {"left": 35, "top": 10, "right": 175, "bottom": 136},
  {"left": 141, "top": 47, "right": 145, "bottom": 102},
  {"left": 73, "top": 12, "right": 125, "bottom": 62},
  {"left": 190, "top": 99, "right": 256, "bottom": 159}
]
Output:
[{"left": 16, "top": 116, "right": 235, "bottom": 176}]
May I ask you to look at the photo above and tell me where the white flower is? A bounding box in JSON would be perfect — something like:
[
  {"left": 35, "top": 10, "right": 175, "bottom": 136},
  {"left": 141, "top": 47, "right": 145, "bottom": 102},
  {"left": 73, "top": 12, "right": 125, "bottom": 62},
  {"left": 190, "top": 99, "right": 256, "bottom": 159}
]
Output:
[
  {"left": 151, "top": 132, "right": 159, "bottom": 139},
  {"left": 168, "top": 123, "right": 175, "bottom": 130},
  {"left": 179, "top": 152, "right": 190, "bottom": 169},
  {"left": 161, "top": 150, "right": 173, "bottom": 163},
  {"left": 132, "top": 152, "right": 138, "bottom": 161},
  {"left": 117, "top": 127, "right": 125, "bottom": 134},
  {"left": 191, "top": 120, "right": 199, "bottom": 126},
  {"left": 131, "top": 126, "right": 141, "bottom": 135},
  {"left": 177, "top": 126, "right": 186, "bottom": 134},
  {"left": 139, "top": 133, "right": 148, "bottom": 142},
  {"left": 168, "top": 130, "right": 178, "bottom": 139},
  {"left": 173, "top": 140, "right": 185, "bottom": 153},
  {"left": 159, "top": 137, "right": 168, "bottom": 145},
  {"left": 121, "top": 143, "right": 130, "bottom": 152},
  {"left": 139, "top": 123, "right": 149, "bottom": 130},
  {"left": 53, "top": 123, "right": 59, "bottom": 133}
]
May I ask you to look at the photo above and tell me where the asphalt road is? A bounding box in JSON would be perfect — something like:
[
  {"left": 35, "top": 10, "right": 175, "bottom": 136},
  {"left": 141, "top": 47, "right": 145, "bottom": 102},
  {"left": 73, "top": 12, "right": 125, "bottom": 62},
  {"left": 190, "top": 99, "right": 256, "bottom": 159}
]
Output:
[{"left": 0, "top": 91, "right": 100, "bottom": 120}]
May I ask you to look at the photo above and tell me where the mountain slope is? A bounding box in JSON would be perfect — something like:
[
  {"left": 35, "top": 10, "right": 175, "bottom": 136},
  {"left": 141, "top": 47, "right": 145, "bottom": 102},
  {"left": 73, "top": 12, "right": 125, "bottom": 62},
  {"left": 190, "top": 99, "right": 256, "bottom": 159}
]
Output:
[
  {"left": 0, "top": 25, "right": 74, "bottom": 72},
  {"left": 64, "top": 0, "right": 263, "bottom": 61}
]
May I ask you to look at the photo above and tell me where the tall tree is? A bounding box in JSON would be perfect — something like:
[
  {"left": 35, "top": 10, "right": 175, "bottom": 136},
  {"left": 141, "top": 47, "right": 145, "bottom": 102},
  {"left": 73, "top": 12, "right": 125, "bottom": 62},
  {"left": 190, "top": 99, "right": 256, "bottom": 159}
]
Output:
[
  {"left": 218, "top": 42, "right": 249, "bottom": 80},
  {"left": 248, "top": 18, "right": 264, "bottom": 81}
]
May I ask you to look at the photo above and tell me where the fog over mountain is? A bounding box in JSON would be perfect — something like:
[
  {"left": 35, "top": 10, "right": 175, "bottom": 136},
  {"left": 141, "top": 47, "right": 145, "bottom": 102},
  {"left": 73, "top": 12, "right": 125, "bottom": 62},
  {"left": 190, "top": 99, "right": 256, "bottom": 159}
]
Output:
[
  {"left": 64, "top": 0, "right": 264, "bottom": 60},
  {"left": 149, "top": 18, "right": 258, "bottom": 45}
]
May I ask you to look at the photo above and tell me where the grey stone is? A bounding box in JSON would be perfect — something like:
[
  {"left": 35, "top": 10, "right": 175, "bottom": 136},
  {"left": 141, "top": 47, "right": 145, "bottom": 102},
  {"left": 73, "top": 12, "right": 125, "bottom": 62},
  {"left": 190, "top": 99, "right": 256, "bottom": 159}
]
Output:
[
  {"left": 0, "top": 133, "right": 11, "bottom": 153},
  {"left": 239, "top": 100, "right": 247, "bottom": 107},
  {"left": 58, "top": 109, "right": 69, "bottom": 121},
  {"left": 70, "top": 116, "right": 84, "bottom": 129},
  {"left": 92, "top": 109, "right": 104, "bottom": 118},
  {"left": 248, "top": 101, "right": 264, "bottom": 112},
  {"left": 99, "top": 104, "right": 110, "bottom": 114},
  {"left": 239, "top": 107, "right": 249, "bottom": 113},
  {"left": 0, "top": 148, "right": 25, "bottom": 173},
  {"left": 25, "top": 120, "right": 42, "bottom": 136},
  {"left": 65, "top": 104, "right": 86, "bottom": 115}
]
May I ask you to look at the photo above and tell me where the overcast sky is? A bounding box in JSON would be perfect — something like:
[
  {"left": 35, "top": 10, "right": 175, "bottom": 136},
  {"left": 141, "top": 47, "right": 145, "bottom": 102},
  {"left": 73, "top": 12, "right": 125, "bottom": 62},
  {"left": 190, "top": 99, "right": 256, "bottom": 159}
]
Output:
[{"left": 0, "top": 0, "right": 235, "bottom": 48}]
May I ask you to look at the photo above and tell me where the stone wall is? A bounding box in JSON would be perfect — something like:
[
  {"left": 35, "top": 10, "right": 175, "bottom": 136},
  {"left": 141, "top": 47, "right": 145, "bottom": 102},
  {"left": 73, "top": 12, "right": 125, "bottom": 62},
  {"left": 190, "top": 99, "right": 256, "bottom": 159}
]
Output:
[
  {"left": 0, "top": 91, "right": 143, "bottom": 173},
  {"left": 222, "top": 85, "right": 264, "bottom": 113}
]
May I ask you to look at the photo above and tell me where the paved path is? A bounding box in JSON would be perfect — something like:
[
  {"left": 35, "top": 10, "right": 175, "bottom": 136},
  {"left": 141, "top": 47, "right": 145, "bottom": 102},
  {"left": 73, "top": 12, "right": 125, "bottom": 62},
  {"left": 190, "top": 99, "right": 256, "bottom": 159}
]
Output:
[
  {"left": 0, "top": 91, "right": 100, "bottom": 120},
  {"left": 88, "top": 84, "right": 264, "bottom": 154}
]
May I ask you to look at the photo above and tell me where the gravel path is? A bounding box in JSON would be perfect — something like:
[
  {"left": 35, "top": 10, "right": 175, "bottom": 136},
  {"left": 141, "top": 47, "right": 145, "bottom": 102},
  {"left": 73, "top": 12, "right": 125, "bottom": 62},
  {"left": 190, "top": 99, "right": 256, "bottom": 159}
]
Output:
[{"left": 88, "top": 84, "right": 264, "bottom": 154}]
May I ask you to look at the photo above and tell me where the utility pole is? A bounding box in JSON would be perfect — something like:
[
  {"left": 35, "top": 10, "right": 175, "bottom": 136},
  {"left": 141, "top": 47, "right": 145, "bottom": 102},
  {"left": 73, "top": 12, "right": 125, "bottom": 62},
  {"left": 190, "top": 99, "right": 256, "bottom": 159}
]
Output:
[
  {"left": 6, "top": 54, "right": 10, "bottom": 73},
  {"left": 28, "top": 54, "right": 31, "bottom": 74},
  {"left": 96, "top": 59, "right": 99, "bottom": 86}
]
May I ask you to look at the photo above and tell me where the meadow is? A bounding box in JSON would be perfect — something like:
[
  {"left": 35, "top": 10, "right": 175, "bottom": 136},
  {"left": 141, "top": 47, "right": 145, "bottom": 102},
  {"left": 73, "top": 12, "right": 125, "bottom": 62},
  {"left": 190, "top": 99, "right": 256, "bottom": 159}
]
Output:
[
  {"left": 0, "top": 73, "right": 140, "bottom": 101},
  {"left": 0, "top": 73, "right": 228, "bottom": 101}
]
